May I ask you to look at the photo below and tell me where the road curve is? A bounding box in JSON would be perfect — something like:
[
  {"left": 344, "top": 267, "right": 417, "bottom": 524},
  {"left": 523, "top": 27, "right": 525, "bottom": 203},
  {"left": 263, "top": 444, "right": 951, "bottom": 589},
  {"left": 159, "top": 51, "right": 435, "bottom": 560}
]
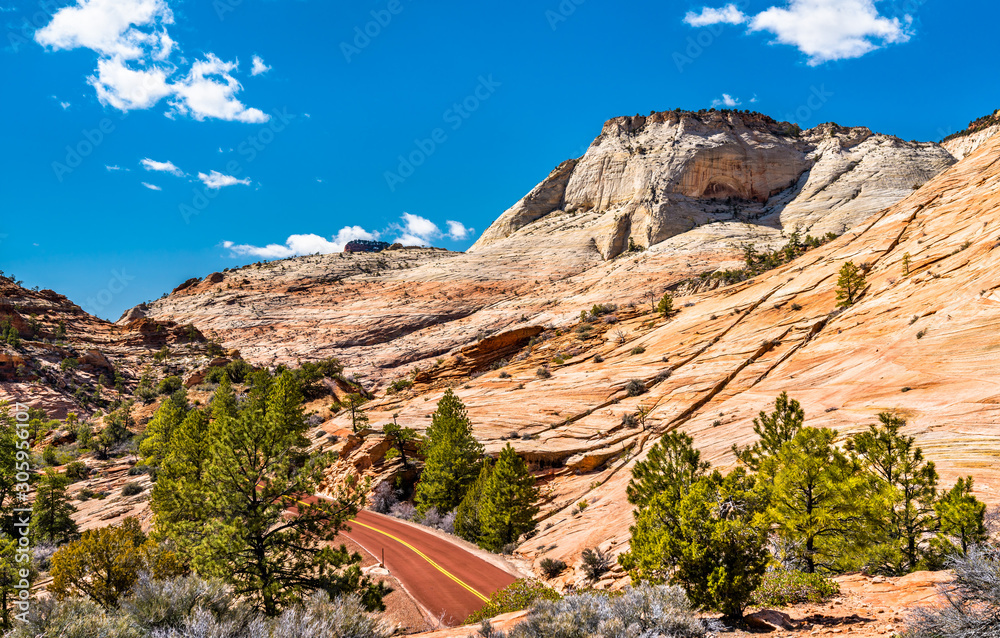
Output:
[{"left": 343, "top": 510, "right": 518, "bottom": 625}]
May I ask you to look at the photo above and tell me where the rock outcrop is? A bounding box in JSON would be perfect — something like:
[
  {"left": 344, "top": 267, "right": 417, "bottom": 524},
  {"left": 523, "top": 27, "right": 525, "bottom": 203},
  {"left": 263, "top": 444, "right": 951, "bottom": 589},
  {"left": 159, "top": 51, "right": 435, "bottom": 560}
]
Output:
[{"left": 471, "top": 110, "right": 955, "bottom": 259}]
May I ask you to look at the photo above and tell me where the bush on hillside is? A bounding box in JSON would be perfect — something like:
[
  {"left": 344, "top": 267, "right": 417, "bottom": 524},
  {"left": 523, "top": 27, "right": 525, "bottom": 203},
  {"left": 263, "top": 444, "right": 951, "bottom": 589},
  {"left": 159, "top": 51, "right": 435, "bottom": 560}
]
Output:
[
  {"left": 749, "top": 569, "right": 840, "bottom": 607},
  {"left": 466, "top": 580, "right": 562, "bottom": 625}
]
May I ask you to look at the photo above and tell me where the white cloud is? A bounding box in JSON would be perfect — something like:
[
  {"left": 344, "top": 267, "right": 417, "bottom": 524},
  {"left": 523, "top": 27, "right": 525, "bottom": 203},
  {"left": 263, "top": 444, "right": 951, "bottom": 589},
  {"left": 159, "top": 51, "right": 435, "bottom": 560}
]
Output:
[
  {"left": 35, "top": 0, "right": 173, "bottom": 59},
  {"left": 170, "top": 54, "right": 269, "bottom": 123},
  {"left": 445, "top": 220, "right": 472, "bottom": 241},
  {"left": 711, "top": 93, "right": 742, "bottom": 108},
  {"left": 391, "top": 212, "right": 442, "bottom": 246},
  {"left": 685, "top": 0, "right": 913, "bottom": 65},
  {"left": 222, "top": 213, "right": 476, "bottom": 260},
  {"left": 59, "top": 101, "right": 71, "bottom": 109},
  {"left": 36, "top": 0, "right": 268, "bottom": 123},
  {"left": 88, "top": 56, "right": 173, "bottom": 111},
  {"left": 684, "top": 4, "right": 747, "bottom": 26},
  {"left": 106, "top": 164, "right": 129, "bottom": 172},
  {"left": 251, "top": 55, "right": 271, "bottom": 76},
  {"left": 141, "top": 158, "right": 184, "bottom": 176},
  {"left": 141, "top": 182, "right": 162, "bottom": 191},
  {"left": 224, "top": 226, "right": 381, "bottom": 259},
  {"left": 199, "top": 170, "right": 252, "bottom": 189}
]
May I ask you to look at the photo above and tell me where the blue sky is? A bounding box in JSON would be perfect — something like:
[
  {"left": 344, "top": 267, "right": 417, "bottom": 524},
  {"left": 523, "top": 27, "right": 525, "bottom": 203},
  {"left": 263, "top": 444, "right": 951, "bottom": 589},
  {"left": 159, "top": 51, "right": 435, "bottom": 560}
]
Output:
[{"left": 1, "top": 0, "right": 997, "bottom": 320}]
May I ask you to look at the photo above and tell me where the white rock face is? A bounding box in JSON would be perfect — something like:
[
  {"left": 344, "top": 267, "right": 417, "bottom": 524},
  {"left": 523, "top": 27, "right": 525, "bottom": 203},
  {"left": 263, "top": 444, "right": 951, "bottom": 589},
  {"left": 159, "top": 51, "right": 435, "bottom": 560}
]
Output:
[
  {"left": 471, "top": 111, "right": 956, "bottom": 258},
  {"left": 942, "top": 123, "right": 1000, "bottom": 160}
]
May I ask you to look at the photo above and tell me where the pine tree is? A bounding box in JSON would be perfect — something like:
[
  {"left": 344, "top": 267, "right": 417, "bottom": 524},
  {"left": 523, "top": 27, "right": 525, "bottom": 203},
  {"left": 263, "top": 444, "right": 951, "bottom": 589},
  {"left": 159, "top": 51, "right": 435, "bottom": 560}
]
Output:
[
  {"left": 139, "top": 394, "right": 188, "bottom": 474},
  {"left": 627, "top": 431, "right": 709, "bottom": 509},
  {"left": 210, "top": 375, "right": 238, "bottom": 420},
  {"left": 150, "top": 409, "right": 211, "bottom": 561},
  {"left": 455, "top": 462, "right": 492, "bottom": 545},
  {"left": 0, "top": 404, "right": 17, "bottom": 534},
  {"left": 479, "top": 445, "right": 539, "bottom": 552},
  {"left": 0, "top": 537, "right": 17, "bottom": 632},
  {"left": 158, "top": 371, "right": 388, "bottom": 616},
  {"left": 31, "top": 469, "right": 79, "bottom": 545},
  {"left": 769, "top": 427, "right": 866, "bottom": 573},
  {"left": 850, "top": 412, "right": 939, "bottom": 574},
  {"left": 933, "top": 476, "right": 987, "bottom": 556},
  {"left": 656, "top": 293, "right": 675, "bottom": 318},
  {"left": 383, "top": 416, "right": 418, "bottom": 467},
  {"left": 732, "top": 391, "right": 804, "bottom": 474},
  {"left": 414, "top": 389, "right": 484, "bottom": 514},
  {"left": 346, "top": 394, "right": 369, "bottom": 433},
  {"left": 835, "top": 261, "right": 867, "bottom": 308},
  {"left": 98, "top": 401, "right": 134, "bottom": 458}
]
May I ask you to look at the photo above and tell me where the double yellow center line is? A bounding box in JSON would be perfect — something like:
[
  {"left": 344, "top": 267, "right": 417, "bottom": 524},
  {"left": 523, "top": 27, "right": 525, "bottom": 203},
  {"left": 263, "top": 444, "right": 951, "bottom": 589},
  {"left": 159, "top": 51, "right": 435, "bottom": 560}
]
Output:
[
  {"left": 294, "top": 496, "right": 490, "bottom": 603},
  {"left": 350, "top": 518, "right": 490, "bottom": 603}
]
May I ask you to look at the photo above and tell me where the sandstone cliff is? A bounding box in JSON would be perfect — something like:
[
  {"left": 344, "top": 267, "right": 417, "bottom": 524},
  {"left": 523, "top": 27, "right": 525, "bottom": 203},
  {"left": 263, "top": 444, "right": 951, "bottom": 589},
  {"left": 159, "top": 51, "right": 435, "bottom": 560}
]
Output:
[{"left": 471, "top": 110, "right": 955, "bottom": 259}]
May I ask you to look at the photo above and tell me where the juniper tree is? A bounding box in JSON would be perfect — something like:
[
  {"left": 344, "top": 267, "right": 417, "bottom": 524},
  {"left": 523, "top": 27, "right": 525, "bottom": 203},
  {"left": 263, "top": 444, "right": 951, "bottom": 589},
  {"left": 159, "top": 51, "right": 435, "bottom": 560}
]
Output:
[
  {"left": 414, "top": 389, "right": 484, "bottom": 514},
  {"left": 835, "top": 261, "right": 867, "bottom": 308},
  {"left": 620, "top": 469, "right": 769, "bottom": 620},
  {"left": 849, "top": 412, "right": 939, "bottom": 574},
  {"left": 479, "top": 445, "right": 539, "bottom": 552},
  {"left": 732, "top": 391, "right": 804, "bottom": 474}
]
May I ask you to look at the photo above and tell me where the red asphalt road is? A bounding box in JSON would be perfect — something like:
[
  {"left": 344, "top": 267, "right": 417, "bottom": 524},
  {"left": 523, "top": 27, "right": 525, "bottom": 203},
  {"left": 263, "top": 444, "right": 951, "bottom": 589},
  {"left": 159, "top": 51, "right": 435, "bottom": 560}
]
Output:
[{"left": 343, "top": 510, "right": 518, "bottom": 625}]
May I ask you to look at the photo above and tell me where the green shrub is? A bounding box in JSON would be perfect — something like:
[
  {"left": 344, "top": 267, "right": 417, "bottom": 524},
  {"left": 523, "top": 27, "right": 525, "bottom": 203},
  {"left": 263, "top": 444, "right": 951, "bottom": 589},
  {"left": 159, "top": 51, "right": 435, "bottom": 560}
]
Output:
[
  {"left": 65, "top": 461, "right": 89, "bottom": 481},
  {"left": 536, "top": 367, "right": 551, "bottom": 379},
  {"left": 466, "top": 579, "right": 562, "bottom": 624},
  {"left": 629, "top": 346, "right": 645, "bottom": 356},
  {"left": 60, "top": 357, "right": 79, "bottom": 372},
  {"left": 749, "top": 569, "right": 840, "bottom": 607},
  {"left": 539, "top": 558, "right": 567, "bottom": 579},
  {"left": 122, "top": 482, "right": 144, "bottom": 497},
  {"left": 581, "top": 548, "right": 612, "bottom": 583},
  {"left": 43, "top": 445, "right": 59, "bottom": 466},
  {"left": 387, "top": 378, "right": 414, "bottom": 394},
  {"left": 157, "top": 376, "right": 183, "bottom": 395},
  {"left": 625, "top": 379, "right": 646, "bottom": 397}
]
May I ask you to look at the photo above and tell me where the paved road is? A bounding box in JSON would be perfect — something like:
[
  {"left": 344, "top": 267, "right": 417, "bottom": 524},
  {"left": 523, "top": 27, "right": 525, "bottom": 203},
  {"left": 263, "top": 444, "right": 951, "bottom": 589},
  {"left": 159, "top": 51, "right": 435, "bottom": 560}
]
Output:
[{"left": 343, "top": 510, "right": 518, "bottom": 625}]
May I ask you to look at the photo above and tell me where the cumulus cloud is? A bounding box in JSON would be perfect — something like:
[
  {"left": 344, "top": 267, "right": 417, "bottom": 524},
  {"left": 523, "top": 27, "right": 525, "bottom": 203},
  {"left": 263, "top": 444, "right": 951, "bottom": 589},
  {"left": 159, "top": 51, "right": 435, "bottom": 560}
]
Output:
[
  {"left": 685, "top": 0, "right": 913, "bottom": 65},
  {"left": 198, "top": 170, "right": 252, "bottom": 189},
  {"left": 170, "top": 54, "right": 269, "bottom": 123},
  {"left": 222, "top": 214, "right": 475, "bottom": 260},
  {"left": 141, "top": 182, "right": 162, "bottom": 191},
  {"left": 711, "top": 93, "right": 742, "bottom": 108},
  {"left": 141, "top": 157, "right": 184, "bottom": 176},
  {"left": 89, "top": 56, "right": 173, "bottom": 111},
  {"left": 35, "top": 0, "right": 174, "bottom": 59},
  {"left": 251, "top": 55, "right": 271, "bottom": 76},
  {"left": 224, "top": 227, "right": 381, "bottom": 259},
  {"left": 684, "top": 4, "right": 747, "bottom": 26},
  {"left": 446, "top": 220, "right": 472, "bottom": 241},
  {"left": 35, "top": 0, "right": 268, "bottom": 122}
]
